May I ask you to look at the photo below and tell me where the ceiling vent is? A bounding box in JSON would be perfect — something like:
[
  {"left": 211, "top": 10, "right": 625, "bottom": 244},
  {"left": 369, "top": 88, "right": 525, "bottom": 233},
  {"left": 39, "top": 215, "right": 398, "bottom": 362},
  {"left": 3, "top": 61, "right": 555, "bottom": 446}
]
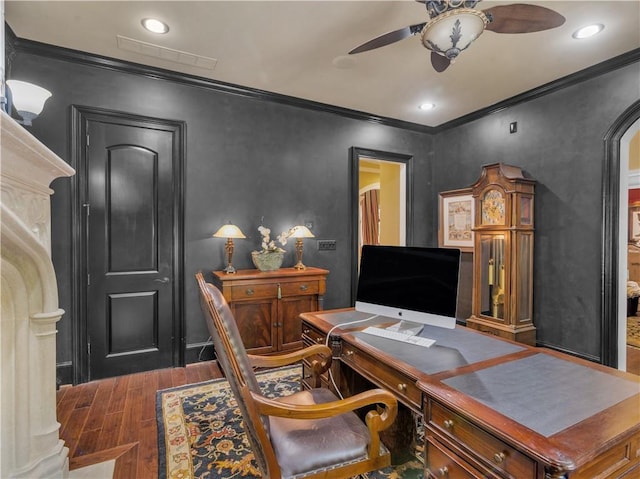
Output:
[{"left": 116, "top": 35, "right": 217, "bottom": 70}]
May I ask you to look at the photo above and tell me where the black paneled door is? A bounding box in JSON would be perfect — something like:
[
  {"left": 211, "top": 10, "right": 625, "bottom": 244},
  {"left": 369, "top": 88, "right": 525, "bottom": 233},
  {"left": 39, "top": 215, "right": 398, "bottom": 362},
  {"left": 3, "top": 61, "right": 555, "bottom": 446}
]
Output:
[{"left": 82, "top": 114, "right": 181, "bottom": 380}]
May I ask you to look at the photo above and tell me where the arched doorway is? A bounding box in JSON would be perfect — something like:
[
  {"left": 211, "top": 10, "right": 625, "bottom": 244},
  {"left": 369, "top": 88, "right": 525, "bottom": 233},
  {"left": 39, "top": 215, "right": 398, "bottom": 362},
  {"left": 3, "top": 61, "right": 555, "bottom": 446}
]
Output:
[{"left": 602, "top": 100, "right": 640, "bottom": 369}]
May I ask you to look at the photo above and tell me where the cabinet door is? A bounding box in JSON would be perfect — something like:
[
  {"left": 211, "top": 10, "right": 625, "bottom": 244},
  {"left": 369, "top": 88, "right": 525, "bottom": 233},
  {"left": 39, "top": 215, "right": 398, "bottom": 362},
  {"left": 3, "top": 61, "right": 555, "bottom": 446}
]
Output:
[
  {"left": 279, "top": 295, "right": 318, "bottom": 351},
  {"left": 230, "top": 299, "right": 277, "bottom": 354}
]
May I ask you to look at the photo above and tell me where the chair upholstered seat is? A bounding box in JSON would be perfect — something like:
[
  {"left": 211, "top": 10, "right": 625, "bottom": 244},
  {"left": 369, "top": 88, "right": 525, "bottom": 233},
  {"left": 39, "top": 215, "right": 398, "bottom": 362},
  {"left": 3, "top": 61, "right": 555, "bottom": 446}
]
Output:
[{"left": 269, "top": 388, "right": 370, "bottom": 478}]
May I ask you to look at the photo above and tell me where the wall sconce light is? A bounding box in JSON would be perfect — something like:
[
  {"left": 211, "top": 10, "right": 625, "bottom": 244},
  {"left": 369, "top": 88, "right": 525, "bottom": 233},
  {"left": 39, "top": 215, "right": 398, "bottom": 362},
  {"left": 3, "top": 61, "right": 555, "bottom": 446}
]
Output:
[
  {"left": 213, "top": 223, "right": 246, "bottom": 274},
  {"left": 290, "top": 225, "right": 315, "bottom": 270},
  {"left": 6, "top": 80, "right": 52, "bottom": 126}
]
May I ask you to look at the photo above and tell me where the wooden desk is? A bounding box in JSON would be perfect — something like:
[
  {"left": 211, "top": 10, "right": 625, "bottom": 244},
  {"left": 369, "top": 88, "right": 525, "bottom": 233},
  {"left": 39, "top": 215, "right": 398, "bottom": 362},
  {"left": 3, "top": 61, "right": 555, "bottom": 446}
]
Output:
[{"left": 300, "top": 309, "right": 640, "bottom": 479}]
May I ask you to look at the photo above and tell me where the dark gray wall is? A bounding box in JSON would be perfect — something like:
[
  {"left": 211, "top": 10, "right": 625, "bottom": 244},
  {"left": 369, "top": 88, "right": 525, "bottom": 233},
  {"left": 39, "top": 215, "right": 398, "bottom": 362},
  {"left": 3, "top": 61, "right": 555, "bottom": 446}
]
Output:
[
  {"left": 9, "top": 51, "right": 433, "bottom": 370},
  {"left": 9, "top": 42, "right": 640, "bottom": 375},
  {"left": 430, "top": 62, "right": 640, "bottom": 359}
]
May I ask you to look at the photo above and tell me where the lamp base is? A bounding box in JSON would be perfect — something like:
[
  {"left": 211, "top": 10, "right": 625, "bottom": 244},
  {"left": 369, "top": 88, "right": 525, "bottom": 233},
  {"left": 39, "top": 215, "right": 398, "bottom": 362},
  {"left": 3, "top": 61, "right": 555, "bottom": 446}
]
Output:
[
  {"left": 293, "top": 261, "right": 306, "bottom": 270},
  {"left": 223, "top": 264, "right": 237, "bottom": 274}
]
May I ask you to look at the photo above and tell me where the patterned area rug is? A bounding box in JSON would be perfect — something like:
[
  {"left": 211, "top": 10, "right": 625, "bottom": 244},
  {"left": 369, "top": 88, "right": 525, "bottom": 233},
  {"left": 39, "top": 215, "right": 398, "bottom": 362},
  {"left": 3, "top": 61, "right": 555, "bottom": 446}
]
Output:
[
  {"left": 628, "top": 315, "right": 640, "bottom": 348},
  {"left": 157, "top": 365, "right": 423, "bottom": 479}
]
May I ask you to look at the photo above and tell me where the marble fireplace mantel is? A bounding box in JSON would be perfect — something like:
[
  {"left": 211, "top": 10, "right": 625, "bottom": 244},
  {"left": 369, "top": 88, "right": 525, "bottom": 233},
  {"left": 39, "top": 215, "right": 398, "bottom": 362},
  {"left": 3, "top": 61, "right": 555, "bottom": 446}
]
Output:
[{"left": 1, "top": 110, "right": 75, "bottom": 478}]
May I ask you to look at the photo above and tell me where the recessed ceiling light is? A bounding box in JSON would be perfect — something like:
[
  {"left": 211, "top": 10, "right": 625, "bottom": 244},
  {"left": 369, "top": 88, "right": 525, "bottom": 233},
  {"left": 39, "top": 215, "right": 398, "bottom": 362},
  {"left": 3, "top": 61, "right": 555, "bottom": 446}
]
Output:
[
  {"left": 419, "top": 103, "right": 436, "bottom": 111},
  {"left": 141, "top": 18, "right": 169, "bottom": 34},
  {"left": 572, "top": 24, "right": 604, "bottom": 39}
]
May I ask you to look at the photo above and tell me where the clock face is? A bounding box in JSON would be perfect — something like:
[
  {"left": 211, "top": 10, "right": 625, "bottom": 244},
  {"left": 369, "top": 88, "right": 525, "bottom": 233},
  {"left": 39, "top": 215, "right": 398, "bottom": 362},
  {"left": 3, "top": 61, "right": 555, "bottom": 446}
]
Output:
[{"left": 481, "top": 189, "right": 505, "bottom": 225}]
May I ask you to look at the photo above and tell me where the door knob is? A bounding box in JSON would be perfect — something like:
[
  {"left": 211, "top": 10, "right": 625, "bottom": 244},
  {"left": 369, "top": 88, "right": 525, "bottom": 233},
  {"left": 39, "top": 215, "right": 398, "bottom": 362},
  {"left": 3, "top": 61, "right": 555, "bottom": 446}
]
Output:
[{"left": 154, "top": 277, "right": 170, "bottom": 283}]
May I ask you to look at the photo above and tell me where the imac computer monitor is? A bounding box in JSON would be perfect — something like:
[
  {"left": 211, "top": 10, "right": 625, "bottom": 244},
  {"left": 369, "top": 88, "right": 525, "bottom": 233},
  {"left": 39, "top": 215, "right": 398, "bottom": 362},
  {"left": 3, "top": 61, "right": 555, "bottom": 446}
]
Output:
[{"left": 355, "top": 245, "right": 461, "bottom": 329}]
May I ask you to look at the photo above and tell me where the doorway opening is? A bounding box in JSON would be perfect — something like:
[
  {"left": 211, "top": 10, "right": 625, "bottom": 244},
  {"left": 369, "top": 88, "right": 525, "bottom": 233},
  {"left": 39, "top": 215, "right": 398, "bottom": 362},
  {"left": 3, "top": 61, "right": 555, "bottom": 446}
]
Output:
[
  {"left": 602, "top": 100, "right": 640, "bottom": 371},
  {"left": 350, "top": 147, "right": 413, "bottom": 303},
  {"left": 618, "top": 120, "right": 640, "bottom": 374}
]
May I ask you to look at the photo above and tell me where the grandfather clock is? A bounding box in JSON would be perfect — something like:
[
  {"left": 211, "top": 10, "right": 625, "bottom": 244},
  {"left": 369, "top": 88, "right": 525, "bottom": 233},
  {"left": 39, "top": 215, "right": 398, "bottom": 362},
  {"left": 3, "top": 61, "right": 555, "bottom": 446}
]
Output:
[{"left": 466, "top": 163, "right": 536, "bottom": 345}]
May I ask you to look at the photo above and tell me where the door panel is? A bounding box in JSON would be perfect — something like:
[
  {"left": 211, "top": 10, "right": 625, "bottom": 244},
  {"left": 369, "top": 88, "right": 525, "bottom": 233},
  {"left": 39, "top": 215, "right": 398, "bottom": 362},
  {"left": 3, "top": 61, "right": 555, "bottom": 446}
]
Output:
[
  {"left": 107, "top": 146, "right": 158, "bottom": 272},
  {"left": 108, "top": 291, "right": 158, "bottom": 354},
  {"left": 85, "top": 119, "right": 176, "bottom": 379},
  {"left": 280, "top": 296, "right": 316, "bottom": 351}
]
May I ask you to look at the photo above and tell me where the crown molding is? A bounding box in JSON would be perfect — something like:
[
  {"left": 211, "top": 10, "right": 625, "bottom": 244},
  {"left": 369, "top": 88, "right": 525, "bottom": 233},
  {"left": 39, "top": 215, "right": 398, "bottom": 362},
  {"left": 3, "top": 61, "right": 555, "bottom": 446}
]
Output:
[
  {"left": 6, "top": 25, "right": 639, "bottom": 134},
  {"left": 437, "top": 48, "right": 640, "bottom": 132}
]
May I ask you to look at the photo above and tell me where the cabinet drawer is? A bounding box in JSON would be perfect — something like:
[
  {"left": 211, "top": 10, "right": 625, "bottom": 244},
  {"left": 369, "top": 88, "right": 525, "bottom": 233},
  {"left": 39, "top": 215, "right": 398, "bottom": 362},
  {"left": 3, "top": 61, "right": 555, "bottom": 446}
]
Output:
[
  {"left": 426, "top": 437, "right": 482, "bottom": 479},
  {"left": 428, "top": 400, "right": 535, "bottom": 479},
  {"left": 280, "top": 280, "right": 319, "bottom": 297},
  {"left": 228, "top": 283, "right": 275, "bottom": 301},
  {"left": 341, "top": 342, "right": 421, "bottom": 410}
]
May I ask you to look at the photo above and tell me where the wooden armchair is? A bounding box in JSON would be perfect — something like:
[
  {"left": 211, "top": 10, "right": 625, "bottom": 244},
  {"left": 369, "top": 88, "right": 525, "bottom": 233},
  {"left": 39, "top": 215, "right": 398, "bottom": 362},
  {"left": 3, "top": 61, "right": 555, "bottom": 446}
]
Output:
[{"left": 195, "top": 272, "right": 397, "bottom": 479}]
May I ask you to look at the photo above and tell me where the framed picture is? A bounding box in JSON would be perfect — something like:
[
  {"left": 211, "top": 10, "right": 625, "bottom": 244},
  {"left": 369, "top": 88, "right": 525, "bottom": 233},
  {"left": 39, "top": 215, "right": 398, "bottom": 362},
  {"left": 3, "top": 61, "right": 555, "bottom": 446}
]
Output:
[
  {"left": 629, "top": 203, "right": 640, "bottom": 242},
  {"left": 439, "top": 189, "right": 474, "bottom": 251}
]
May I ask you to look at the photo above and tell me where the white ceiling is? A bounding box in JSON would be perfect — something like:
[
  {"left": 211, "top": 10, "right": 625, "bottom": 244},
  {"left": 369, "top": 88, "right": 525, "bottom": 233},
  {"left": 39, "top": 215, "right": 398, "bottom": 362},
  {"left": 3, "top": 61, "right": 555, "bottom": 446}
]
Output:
[{"left": 5, "top": 1, "right": 640, "bottom": 127}]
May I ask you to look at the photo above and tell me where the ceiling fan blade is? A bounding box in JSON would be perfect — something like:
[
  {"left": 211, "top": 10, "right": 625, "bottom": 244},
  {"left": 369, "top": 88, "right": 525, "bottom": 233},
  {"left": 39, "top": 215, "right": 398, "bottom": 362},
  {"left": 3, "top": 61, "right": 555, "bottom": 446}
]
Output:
[
  {"left": 349, "top": 22, "right": 426, "bottom": 54},
  {"left": 484, "top": 4, "right": 566, "bottom": 34},
  {"left": 431, "top": 52, "right": 451, "bottom": 72}
]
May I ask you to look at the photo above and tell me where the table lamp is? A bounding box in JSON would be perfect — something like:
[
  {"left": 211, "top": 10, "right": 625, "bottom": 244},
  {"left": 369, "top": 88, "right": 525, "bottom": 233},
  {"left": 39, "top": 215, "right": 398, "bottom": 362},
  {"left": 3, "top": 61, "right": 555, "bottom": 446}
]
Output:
[
  {"left": 213, "top": 223, "right": 246, "bottom": 274},
  {"left": 290, "top": 225, "right": 315, "bottom": 270}
]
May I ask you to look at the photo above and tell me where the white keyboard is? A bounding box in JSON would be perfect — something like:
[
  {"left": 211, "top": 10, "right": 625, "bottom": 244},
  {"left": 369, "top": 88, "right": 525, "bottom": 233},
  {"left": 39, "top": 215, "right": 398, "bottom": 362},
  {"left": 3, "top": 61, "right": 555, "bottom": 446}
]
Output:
[{"left": 360, "top": 326, "right": 435, "bottom": 348}]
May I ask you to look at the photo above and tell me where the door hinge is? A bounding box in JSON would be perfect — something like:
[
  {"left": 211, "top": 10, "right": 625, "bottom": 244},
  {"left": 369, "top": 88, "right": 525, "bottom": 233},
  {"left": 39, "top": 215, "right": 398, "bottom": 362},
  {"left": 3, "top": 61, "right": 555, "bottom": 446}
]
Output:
[
  {"left": 87, "top": 273, "right": 90, "bottom": 286},
  {"left": 86, "top": 132, "right": 90, "bottom": 146},
  {"left": 87, "top": 341, "right": 91, "bottom": 355}
]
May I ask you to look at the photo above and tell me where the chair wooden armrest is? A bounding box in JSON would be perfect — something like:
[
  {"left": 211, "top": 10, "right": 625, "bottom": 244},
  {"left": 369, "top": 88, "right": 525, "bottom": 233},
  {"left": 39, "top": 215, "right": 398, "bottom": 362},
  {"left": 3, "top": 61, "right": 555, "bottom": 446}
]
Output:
[
  {"left": 248, "top": 344, "right": 332, "bottom": 378},
  {"left": 252, "top": 387, "right": 398, "bottom": 459}
]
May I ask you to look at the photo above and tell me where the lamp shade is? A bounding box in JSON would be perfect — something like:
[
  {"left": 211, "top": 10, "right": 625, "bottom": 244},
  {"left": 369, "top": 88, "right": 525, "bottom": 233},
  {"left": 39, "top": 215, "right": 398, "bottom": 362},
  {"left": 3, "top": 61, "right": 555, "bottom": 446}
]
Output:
[
  {"left": 213, "top": 224, "right": 246, "bottom": 239},
  {"left": 421, "top": 9, "right": 488, "bottom": 60},
  {"left": 6, "top": 80, "right": 52, "bottom": 116},
  {"left": 289, "top": 225, "right": 315, "bottom": 238}
]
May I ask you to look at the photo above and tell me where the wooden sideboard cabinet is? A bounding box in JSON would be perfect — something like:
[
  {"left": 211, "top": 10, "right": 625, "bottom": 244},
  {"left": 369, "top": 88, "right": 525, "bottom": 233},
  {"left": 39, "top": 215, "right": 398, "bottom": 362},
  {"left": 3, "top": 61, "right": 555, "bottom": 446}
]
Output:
[{"left": 212, "top": 267, "right": 328, "bottom": 354}]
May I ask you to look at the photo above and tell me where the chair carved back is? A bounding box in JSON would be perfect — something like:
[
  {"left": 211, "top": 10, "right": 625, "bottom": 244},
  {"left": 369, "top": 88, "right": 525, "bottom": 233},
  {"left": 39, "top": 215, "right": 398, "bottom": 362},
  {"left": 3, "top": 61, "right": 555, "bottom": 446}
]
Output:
[{"left": 196, "top": 272, "right": 277, "bottom": 477}]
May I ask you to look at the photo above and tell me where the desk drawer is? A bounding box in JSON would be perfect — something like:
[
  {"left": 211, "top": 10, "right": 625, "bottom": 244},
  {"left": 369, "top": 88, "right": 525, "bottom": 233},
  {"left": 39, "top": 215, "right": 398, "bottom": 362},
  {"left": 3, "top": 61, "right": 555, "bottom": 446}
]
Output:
[
  {"left": 302, "top": 323, "right": 326, "bottom": 346},
  {"left": 341, "top": 342, "right": 421, "bottom": 410},
  {"left": 301, "top": 361, "right": 330, "bottom": 390},
  {"left": 571, "top": 433, "right": 639, "bottom": 479},
  {"left": 428, "top": 400, "right": 535, "bottom": 479},
  {"left": 426, "top": 437, "right": 482, "bottom": 479}
]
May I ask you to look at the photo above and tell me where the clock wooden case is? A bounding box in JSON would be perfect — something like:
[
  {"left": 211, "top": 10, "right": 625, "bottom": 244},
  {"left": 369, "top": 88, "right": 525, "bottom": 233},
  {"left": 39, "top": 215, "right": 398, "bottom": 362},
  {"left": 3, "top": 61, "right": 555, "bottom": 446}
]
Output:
[{"left": 466, "top": 163, "right": 536, "bottom": 345}]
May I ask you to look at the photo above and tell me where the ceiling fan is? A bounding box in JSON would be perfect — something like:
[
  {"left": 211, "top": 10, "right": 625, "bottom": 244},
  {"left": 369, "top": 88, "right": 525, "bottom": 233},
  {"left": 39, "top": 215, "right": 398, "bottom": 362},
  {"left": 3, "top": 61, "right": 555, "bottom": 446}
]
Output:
[{"left": 349, "top": 0, "right": 566, "bottom": 72}]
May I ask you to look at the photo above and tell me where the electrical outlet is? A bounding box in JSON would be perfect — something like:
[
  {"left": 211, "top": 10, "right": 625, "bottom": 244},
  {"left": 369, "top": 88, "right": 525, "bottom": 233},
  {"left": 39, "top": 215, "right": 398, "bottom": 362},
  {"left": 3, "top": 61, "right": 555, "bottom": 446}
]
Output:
[{"left": 317, "top": 240, "right": 336, "bottom": 251}]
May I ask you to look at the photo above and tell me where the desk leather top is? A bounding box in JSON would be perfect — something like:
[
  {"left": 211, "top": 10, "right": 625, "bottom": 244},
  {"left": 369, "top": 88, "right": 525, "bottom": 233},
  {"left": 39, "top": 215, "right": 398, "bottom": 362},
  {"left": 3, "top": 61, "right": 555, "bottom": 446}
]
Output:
[
  {"left": 442, "top": 353, "right": 640, "bottom": 437},
  {"left": 313, "top": 310, "right": 640, "bottom": 437},
  {"left": 318, "top": 310, "right": 524, "bottom": 374}
]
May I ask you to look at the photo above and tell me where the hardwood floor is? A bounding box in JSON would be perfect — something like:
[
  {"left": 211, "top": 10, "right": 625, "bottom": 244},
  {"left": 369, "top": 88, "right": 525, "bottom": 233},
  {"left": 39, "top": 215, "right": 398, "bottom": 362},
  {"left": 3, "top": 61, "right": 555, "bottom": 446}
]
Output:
[
  {"left": 57, "top": 361, "right": 223, "bottom": 478},
  {"left": 58, "top": 346, "right": 639, "bottom": 478}
]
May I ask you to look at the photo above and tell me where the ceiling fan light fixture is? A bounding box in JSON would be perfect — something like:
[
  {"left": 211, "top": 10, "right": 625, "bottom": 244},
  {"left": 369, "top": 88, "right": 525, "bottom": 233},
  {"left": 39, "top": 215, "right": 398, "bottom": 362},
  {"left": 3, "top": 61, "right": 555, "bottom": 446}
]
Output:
[
  {"left": 572, "top": 24, "right": 604, "bottom": 39},
  {"left": 421, "top": 8, "right": 488, "bottom": 60}
]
